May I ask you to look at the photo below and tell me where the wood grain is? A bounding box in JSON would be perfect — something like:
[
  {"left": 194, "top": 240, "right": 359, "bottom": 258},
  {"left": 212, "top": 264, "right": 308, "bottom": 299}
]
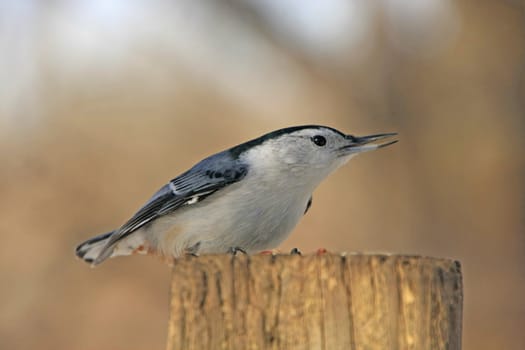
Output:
[{"left": 166, "top": 254, "right": 462, "bottom": 350}]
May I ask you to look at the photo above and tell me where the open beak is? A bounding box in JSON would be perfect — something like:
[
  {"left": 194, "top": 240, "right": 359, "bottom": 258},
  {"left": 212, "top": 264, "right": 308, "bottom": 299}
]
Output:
[{"left": 339, "top": 132, "right": 398, "bottom": 155}]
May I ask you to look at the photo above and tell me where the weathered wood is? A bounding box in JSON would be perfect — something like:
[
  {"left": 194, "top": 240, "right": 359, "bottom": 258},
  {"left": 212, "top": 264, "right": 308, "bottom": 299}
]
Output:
[{"left": 166, "top": 254, "right": 462, "bottom": 350}]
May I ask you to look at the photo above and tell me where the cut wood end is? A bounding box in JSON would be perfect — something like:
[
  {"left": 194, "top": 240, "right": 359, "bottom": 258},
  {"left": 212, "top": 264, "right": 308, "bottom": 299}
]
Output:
[{"left": 167, "top": 253, "right": 463, "bottom": 350}]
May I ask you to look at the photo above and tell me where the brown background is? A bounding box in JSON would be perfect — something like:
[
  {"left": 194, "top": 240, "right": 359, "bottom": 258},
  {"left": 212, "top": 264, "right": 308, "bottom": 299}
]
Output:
[{"left": 1, "top": 1, "right": 524, "bottom": 349}]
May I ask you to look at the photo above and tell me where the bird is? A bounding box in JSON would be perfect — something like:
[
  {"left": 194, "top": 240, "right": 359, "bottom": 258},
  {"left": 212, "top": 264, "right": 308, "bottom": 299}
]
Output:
[{"left": 75, "top": 125, "right": 397, "bottom": 266}]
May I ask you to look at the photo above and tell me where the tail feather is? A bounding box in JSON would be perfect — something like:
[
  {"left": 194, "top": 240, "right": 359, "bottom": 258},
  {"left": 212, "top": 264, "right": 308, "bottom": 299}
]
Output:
[
  {"left": 75, "top": 230, "right": 147, "bottom": 266},
  {"left": 75, "top": 231, "right": 114, "bottom": 265}
]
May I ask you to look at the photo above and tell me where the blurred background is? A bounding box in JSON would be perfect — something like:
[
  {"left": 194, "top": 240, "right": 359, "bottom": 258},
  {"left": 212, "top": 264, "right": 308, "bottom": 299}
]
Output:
[{"left": 1, "top": 0, "right": 524, "bottom": 349}]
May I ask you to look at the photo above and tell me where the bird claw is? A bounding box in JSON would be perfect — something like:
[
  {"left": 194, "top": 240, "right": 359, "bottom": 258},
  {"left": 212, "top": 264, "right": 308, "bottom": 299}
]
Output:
[
  {"left": 316, "top": 248, "right": 328, "bottom": 255},
  {"left": 228, "top": 247, "right": 247, "bottom": 256},
  {"left": 259, "top": 250, "right": 276, "bottom": 255},
  {"left": 290, "top": 248, "right": 302, "bottom": 255}
]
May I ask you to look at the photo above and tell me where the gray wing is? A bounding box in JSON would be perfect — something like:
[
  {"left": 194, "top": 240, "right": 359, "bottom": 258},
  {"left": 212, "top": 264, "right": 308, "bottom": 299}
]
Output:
[{"left": 95, "top": 153, "right": 248, "bottom": 262}]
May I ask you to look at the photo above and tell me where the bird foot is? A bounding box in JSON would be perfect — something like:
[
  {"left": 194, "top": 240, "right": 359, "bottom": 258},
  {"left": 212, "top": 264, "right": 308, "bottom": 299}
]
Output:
[
  {"left": 259, "top": 250, "right": 278, "bottom": 255},
  {"left": 316, "top": 248, "right": 328, "bottom": 255},
  {"left": 228, "top": 247, "right": 247, "bottom": 256},
  {"left": 290, "top": 248, "right": 302, "bottom": 255}
]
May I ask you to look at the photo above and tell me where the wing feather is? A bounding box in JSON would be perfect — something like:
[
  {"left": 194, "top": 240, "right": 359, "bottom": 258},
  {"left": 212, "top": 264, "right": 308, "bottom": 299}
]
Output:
[{"left": 93, "top": 156, "right": 248, "bottom": 264}]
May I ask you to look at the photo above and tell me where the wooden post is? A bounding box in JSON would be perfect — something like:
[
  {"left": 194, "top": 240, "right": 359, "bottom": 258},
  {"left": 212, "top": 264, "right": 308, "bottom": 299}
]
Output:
[{"left": 166, "top": 254, "right": 462, "bottom": 350}]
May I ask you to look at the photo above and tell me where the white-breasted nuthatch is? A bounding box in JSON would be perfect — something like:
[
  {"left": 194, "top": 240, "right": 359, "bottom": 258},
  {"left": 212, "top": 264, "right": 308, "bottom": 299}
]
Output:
[{"left": 76, "top": 125, "right": 397, "bottom": 266}]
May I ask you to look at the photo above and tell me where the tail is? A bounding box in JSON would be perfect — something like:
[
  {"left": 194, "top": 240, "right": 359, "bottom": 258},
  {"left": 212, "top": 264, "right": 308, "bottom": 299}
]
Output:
[
  {"left": 75, "top": 230, "right": 147, "bottom": 266},
  {"left": 75, "top": 231, "right": 114, "bottom": 265}
]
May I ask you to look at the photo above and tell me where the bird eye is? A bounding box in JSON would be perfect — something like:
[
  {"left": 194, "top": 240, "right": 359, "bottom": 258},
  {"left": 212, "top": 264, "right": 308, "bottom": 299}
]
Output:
[{"left": 312, "top": 135, "right": 326, "bottom": 146}]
